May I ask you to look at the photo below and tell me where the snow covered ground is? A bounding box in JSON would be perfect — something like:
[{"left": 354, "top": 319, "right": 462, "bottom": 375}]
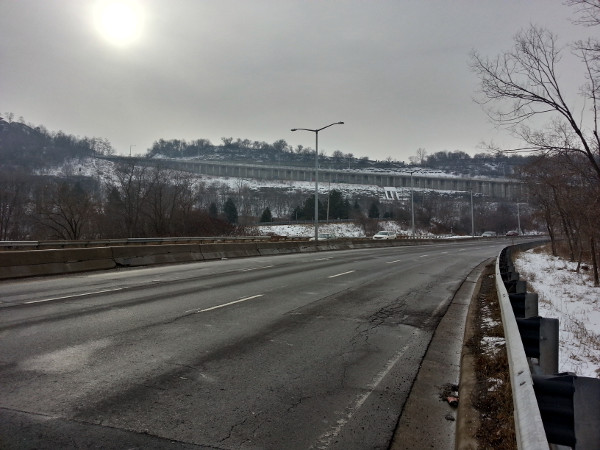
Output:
[
  {"left": 257, "top": 223, "right": 366, "bottom": 238},
  {"left": 55, "top": 157, "right": 458, "bottom": 199},
  {"left": 514, "top": 248, "right": 600, "bottom": 378},
  {"left": 255, "top": 222, "right": 410, "bottom": 238},
  {"left": 255, "top": 222, "right": 484, "bottom": 239}
]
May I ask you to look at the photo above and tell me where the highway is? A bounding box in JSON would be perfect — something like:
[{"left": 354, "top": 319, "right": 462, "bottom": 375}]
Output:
[{"left": 0, "top": 240, "right": 510, "bottom": 449}]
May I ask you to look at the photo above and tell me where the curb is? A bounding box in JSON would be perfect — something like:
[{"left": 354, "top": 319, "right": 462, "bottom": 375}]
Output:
[{"left": 389, "top": 258, "right": 492, "bottom": 449}]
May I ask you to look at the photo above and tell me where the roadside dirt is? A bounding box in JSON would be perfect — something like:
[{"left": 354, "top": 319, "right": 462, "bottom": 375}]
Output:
[{"left": 463, "top": 263, "right": 517, "bottom": 449}]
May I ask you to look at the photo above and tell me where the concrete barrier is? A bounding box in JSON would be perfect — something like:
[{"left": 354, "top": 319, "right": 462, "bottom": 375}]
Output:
[
  {"left": 256, "top": 242, "right": 301, "bottom": 256},
  {"left": 200, "top": 243, "right": 260, "bottom": 260},
  {"left": 348, "top": 239, "right": 374, "bottom": 248},
  {"left": 0, "top": 236, "right": 546, "bottom": 280},
  {"left": 298, "top": 243, "right": 320, "bottom": 253},
  {"left": 0, "top": 248, "right": 116, "bottom": 280},
  {"left": 112, "top": 244, "right": 203, "bottom": 267}
]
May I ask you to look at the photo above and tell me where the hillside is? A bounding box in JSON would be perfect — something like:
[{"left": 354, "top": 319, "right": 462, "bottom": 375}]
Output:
[
  {"left": 0, "top": 117, "right": 113, "bottom": 171},
  {"left": 146, "top": 137, "right": 531, "bottom": 178},
  {"left": 0, "top": 116, "right": 531, "bottom": 178},
  {"left": 0, "top": 116, "right": 538, "bottom": 242}
]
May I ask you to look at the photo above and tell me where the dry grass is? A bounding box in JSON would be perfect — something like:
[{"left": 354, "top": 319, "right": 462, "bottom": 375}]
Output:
[{"left": 466, "top": 264, "right": 517, "bottom": 449}]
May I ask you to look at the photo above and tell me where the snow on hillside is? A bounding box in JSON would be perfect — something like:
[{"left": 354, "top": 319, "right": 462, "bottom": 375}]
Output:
[
  {"left": 36, "top": 157, "right": 118, "bottom": 185},
  {"left": 514, "top": 249, "right": 600, "bottom": 378},
  {"left": 43, "top": 157, "right": 468, "bottom": 201},
  {"left": 255, "top": 221, "right": 411, "bottom": 238}
]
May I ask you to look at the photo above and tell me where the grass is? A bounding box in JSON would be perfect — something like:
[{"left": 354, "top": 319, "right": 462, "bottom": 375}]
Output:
[{"left": 466, "top": 264, "right": 517, "bottom": 449}]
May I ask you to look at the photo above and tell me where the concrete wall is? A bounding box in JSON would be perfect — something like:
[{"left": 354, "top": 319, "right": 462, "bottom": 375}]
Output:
[{"left": 0, "top": 238, "right": 452, "bottom": 280}]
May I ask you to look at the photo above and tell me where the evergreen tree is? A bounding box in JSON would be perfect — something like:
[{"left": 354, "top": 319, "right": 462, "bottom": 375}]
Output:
[
  {"left": 368, "top": 201, "right": 380, "bottom": 219},
  {"left": 327, "top": 189, "right": 349, "bottom": 219},
  {"left": 223, "top": 198, "right": 238, "bottom": 224},
  {"left": 260, "top": 207, "right": 273, "bottom": 223},
  {"left": 301, "top": 196, "right": 325, "bottom": 220}
]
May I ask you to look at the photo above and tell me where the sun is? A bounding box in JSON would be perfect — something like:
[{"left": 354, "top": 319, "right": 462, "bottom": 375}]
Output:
[{"left": 94, "top": 0, "right": 144, "bottom": 46}]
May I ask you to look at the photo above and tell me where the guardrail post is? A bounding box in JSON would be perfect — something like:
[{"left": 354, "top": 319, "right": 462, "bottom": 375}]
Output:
[
  {"left": 508, "top": 292, "right": 539, "bottom": 318},
  {"left": 532, "top": 374, "right": 576, "bottom": 448},
  {"left": 539, "top": 317, "right": 559, "bottom": 376},
  {"left": 501, "top": 271, "right": 520, "bottom": 282},
  {"left": 532, "top": 374, "right": 600, "bottom": 448},
  {"left": 573, "top": 376, "right": 600, "bottom": 449},
  {"left": 504, "top": 279, "right": 527, "bottom": 294},
  {"left": 515, "top": 317, "right": 559, "bottom": 375}
]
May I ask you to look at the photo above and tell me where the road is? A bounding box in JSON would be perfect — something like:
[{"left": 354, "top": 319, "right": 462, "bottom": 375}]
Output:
[{"left": 0, "top": 240, "right": 510, "bottom": 449}]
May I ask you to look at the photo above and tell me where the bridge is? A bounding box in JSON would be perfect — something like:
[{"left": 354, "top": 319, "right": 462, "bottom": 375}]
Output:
[{"left": 102, "top": 156, "right": 525, "bottom": 200}]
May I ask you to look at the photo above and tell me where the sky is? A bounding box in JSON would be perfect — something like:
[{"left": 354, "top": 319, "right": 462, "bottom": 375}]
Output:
[{"left": 0, "top": 1, "right": 594, "bottom": 162}]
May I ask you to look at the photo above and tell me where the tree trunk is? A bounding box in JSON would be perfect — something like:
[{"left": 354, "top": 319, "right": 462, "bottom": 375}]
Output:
[
  {"left": 546, "top": 219, "right": 557, "bottom": 256},
  {"left": 591, "top": 236, "right": 599, "bottom": 287}
]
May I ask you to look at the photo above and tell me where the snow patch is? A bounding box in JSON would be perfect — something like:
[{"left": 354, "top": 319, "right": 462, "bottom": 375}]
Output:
[{"left": 514, "top": 250, "right": 600, "bottom": 378}]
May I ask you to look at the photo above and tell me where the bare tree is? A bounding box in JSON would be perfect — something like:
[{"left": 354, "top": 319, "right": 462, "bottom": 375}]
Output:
[
  {"left": 0, "top": 170, "right": 28, "bottom": 240},
  {"left": 105, "top": 162, "right": 153, "bottom": 237},
  {"left": 36, "top": 181, "right": 96, "bottom": 240},
  {"left": 416, "top": 148, "right": 427, "bottom": 165},
  {"left": 520, "top": 153, "right": 600, "bottom": 284},
  {"left": 143, "top": 167, "right": 195, "bottom": 236},
  {"left": 471, "top": 25, "right": 600, "bottom": 182},
  {"left": 566, "top": 0, "right": 600, "bottom": 27}
]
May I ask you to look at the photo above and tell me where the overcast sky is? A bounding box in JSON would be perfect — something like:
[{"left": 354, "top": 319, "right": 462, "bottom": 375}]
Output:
[{"left": 0, "top": 1, "right": 593, "bottom": 161}]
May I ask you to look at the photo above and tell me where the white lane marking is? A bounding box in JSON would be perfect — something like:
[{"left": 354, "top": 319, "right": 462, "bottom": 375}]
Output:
[
  {"left": 328, "top": 270, "right": 355, "bottom": 279},
  {"left": 187, "top": 294, "right": 264, "bottom": 314},
  {"left": 24, "top": 288, "right": 123, "bottom": 304},
  {"left": 315, "top": 257, "right": 333, "bottom": 261},
  {"left": 419, "top": 254, "right": 429, "bottom": 258},
  {"left": 315, "top": 342, "right": 413, "bottom": 449},
  {"left": 386, "top": 259, "right": 403, "bottom": 264},
  {"left": 240, "top": 265, "right": 274, "bottom": 272}
]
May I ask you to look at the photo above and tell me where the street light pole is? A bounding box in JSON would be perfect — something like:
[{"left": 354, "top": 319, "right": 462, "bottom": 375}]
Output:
[
  {"left": 291, "top": 122, "right": 344, "bottom": 241},
  {"left": 471, "top": 190, "right": 475, "bottom": 237},
  {"left": 516, "top": 202, "right": 526, "bottom": 235},
  {"left": 408, "top": 170, "right": 417, "bottom": 237}
]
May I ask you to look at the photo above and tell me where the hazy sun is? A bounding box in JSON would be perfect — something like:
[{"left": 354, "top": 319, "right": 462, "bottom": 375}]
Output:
[{"left": 94, "top": 0, "right": 143, "bottom": 46}]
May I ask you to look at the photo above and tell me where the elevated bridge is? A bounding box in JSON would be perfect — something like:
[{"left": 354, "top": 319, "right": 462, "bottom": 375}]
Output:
[{"left": 103, "top": 156, "right": 524, "bottom": 200}]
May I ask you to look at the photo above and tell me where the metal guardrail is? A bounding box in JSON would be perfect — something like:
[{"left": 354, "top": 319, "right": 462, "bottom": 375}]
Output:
[
  {"left": 495, "top": 251, "right": 549, "bottom": 450},
  {"left": 0, "top": 236, "right": 273, "bottom": 250},
  {"left": 498, "top": 244, "right": 600, "bottom": 449},
  {"left": 0, "top": 234, "right": 542, "bottom": 250}
]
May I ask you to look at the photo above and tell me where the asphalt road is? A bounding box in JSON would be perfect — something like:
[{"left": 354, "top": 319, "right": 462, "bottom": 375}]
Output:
[{"left": 0, "top": 240, "right": 511, "bottom": 449}]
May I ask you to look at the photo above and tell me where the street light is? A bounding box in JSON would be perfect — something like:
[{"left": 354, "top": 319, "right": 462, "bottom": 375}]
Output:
[
  {"left": 291, "top": 122, "right": 344, "bottom": 241},
  {"left": 471, "top": 190, "right": 475, "bottom": 237},
  {"left": 408, "top": 170, "right": 417, "bottom": 237},
  {"left": 517, "top": 202, "right": 526, "bottom": 235}
]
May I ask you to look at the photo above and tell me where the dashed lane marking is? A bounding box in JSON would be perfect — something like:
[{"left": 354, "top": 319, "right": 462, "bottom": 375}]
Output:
[
  {"left": 24, "top": 288, "right": 124, "bottom": 305},
  {"left": 328, "top": 270, "right": 355, "bottom": 279},
  {"left": 186, "top": 294, "right": 264, "bottom": 314},
  {"left": 240, "top": 265, "right": 274, "bottom": 272}
]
